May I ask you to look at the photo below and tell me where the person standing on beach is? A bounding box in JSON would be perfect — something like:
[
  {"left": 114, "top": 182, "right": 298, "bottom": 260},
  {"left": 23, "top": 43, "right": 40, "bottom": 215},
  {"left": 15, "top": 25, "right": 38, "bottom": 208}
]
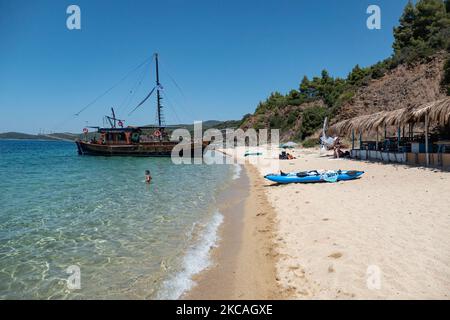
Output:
[{"left": 145, "top": 170, "right": 152, "bottom": 184}]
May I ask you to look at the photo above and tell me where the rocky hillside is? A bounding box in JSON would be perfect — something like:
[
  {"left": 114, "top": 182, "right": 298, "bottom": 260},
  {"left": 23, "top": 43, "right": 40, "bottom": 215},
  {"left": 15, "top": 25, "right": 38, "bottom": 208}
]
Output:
[
  {"left": 242, "top": 54, "right": 447, "bottom": 141},
  {"left": 337, "top": 53, "right": 447, "bottom": 121},
  {"left": 240, "top": 0, "right": 450, "bottom": 143}
]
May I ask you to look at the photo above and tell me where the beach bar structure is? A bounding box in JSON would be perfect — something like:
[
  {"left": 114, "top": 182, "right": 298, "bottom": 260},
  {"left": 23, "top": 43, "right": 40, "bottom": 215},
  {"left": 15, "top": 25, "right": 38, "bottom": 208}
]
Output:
[{"left": 329, "top": 98, "right": 450, "bottom": 169}]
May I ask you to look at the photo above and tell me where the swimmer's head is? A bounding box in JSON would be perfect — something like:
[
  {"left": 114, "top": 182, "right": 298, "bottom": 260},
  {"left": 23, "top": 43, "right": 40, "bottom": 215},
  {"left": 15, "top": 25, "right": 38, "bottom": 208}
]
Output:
[{"left": 145, "top": 170, "right": 150, "bottom": 175}]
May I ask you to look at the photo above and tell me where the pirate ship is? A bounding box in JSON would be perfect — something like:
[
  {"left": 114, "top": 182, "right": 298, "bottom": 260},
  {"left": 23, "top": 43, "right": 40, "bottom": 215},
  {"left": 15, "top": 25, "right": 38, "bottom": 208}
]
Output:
[{"left": 75, "top": 53, "right": 207, "bottom": 157}]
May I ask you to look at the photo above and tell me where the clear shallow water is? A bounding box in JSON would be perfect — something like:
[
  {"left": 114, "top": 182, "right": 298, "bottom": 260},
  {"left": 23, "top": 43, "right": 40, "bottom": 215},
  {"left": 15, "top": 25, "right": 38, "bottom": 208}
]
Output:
[{"left": 0, "top": 140, "right": 233, "bottom": 299}]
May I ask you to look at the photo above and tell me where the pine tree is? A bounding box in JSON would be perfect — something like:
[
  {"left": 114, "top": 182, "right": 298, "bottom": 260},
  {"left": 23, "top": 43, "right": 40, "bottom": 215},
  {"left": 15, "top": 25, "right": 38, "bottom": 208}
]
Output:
[
  {"left": 348, "top": 65, "right": 367, "bottom": 85},
  {"left": 413, "top": 0, "right": 448, "bottom": 42},
  {"left": 299, "top": 76, "right": 310, "bottom": 93},
  {"left": 426, "top": 0, "right": 450, "bottom": 49},
  {"left": 299, "top": 76, "right": 315, "bottom": 99},
  {"left": 321, "top": 69, "right": 331, "bottom": 82},
  {"left": 393, "top": 0, "right": 417, "bottom": 52},
  {"left": 288, "top": 90, "right": 300, "bottom": 99},
  {"left": 393, "top": 0, "right": 450, "bottom": 63},
  {"left": 442, "top": 58, "right": 450, "bottom": 94}
]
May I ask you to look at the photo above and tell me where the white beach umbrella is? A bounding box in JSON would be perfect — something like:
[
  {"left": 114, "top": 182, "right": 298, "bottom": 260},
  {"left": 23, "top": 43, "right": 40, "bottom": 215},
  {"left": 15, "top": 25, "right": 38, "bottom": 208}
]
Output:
[{"left": 281, "top": 142, "right": 298, "bottom": 149}]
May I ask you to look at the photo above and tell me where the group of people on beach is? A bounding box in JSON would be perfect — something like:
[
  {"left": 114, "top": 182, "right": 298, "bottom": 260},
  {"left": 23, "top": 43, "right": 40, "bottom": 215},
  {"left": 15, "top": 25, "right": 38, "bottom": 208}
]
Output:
[{"left": 279, "top": 150, "right": 296, "bottom": 160}]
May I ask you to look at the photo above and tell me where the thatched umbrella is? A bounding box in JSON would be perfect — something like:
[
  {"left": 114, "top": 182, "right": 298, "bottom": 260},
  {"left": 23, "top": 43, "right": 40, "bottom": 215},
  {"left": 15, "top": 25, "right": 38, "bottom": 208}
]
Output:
[
  {"left": 407, "top": 98, "right": 450, "bottom": 165},
  {"left": 409, "top": 97, "right": 450, "bottom": 126},
  {"left": 329, "top": 112, "right": 386, "bottom": 136},
  {"left": 329, "top": 97, "right": 450, "bottom": 137},
  {"left": 384, "top": 108, "right": 408, "bottom": 127},
  {"left": 328, "top": 118, "right": 350, "bottom": 136},
  {"left": 361, "top": 111, "right": 387, "bottom": 133}
]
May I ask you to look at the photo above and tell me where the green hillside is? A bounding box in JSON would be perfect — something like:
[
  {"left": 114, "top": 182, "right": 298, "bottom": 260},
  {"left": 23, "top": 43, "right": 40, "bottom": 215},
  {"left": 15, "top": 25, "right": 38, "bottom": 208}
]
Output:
[{"left": 240, "top": 0, "right": 450, "bottom": 143}]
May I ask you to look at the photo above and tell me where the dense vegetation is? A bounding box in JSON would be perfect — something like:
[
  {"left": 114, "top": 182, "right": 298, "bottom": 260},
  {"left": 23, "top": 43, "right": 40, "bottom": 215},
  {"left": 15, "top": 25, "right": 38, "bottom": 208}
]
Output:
[
  {"left": 393, "top": 0, "right": 450, "bottom": 65},
  {"left": 242, "top": 0, "right": 450, "bottom": 142}
]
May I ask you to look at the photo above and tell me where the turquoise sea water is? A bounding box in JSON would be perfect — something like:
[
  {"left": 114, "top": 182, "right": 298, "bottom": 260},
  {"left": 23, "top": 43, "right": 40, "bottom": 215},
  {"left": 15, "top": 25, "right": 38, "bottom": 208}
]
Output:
[{"left": 0, "top": 140, "right": 235, "bottom": 299}]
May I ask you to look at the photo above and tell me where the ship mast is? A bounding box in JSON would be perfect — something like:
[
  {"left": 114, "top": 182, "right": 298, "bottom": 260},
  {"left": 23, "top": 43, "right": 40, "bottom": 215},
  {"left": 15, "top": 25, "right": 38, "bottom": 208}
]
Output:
[
  {"left": 126, "top": 53, "right": 166, "bottom": 128},
  {"left": 155, "top": 53, "right": 163, "bottom": 129}
]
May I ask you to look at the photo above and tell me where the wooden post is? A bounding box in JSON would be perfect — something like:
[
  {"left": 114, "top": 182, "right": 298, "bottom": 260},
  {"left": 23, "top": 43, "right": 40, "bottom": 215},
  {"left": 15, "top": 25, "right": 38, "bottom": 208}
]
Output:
[
  {"left": 397, "top": 126, "right": 401, "bottom": 151},
  {"left": 376, "top": 130, "right": 379, "bottom": 150},
  {"left": 385, "top": 123, "right": 390, "bottom": 163},
  {"left": 376, "top": 130, "right": 379, "bottom": 160},
  {"left": 352, "top": 129, "right": 355, "bottom": 150},
  {"left": 425, "top": 113, "right": 430, "bottom": 166},
  {"left": 359, "top": 132, "right": 362, "bottom": 150}
]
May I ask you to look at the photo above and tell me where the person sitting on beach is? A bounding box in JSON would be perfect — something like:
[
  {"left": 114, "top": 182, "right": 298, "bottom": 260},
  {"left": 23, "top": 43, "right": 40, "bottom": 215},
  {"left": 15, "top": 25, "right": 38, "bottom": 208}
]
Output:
[
  {"left": 333, "top": 138, "right": 342, "bottom": 158},
  {"left": 279, "top": 151, "right": 287, "bottom": 160},
  {"left": 287, "top": 153, "right": 296, "bottom": 160},
  {"left": 145, "top": 170, "right": 152, "bottom": 184}
]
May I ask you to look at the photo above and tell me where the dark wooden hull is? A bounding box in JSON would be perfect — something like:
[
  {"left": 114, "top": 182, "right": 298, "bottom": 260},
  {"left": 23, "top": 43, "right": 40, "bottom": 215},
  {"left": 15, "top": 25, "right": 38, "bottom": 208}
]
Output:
[{"left": 75, "top": 140, "right": 206, "bottom": 157}]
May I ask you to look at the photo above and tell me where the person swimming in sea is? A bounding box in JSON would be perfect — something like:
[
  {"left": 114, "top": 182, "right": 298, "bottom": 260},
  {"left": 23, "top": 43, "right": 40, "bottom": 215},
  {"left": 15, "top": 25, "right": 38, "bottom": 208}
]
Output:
[{"left": 145, "top": 170, "right": 152, "bottom": 184}]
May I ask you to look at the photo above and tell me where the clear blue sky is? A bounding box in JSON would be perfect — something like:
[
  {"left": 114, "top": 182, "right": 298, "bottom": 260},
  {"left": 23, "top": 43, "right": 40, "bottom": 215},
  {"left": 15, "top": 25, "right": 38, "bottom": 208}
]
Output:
[{"left": 0, "top": 0, "right": 409, "bottom": 134}]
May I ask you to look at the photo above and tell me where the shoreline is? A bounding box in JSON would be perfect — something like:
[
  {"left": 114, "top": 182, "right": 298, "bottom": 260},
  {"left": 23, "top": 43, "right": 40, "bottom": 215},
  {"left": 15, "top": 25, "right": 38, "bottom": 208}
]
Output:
[
  {"left": 184, "top": 163, "right": 286, "bottom": 299},
  {"left": 187, "top": 146, "right": 450, "bottom": 299}
]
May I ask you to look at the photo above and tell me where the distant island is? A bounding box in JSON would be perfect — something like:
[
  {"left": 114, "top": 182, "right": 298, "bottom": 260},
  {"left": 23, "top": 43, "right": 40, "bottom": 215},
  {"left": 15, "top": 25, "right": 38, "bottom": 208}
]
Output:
[
  {"left": 0, "top": 120, "right": 241, "bottom": 141},
  {"left": 0, "top": 132, "right": 79, "bottom": 141}
]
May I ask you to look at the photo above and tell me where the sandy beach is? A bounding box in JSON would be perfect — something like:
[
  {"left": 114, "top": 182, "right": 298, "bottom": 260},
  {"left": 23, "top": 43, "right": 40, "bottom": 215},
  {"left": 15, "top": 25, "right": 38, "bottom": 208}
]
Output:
[
  {"left": 189, "top": 147, "right": 450, "bottom": 300},
  {"left": 185, "top": 163, "right": 285, "bottom": 299}
]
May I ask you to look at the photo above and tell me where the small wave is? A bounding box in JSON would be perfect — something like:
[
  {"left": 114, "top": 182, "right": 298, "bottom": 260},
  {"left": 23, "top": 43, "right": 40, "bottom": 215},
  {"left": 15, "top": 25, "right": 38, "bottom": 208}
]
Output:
[
  {"left": 156, "top": 211, "right": 224, "bottom": 300},
  {"left": 232, "top": 164, "right": 241, "bottom": 180}
]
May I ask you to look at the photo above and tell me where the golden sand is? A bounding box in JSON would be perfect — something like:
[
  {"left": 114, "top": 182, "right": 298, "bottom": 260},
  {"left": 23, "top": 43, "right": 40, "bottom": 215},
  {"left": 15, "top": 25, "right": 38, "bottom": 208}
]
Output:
[{"left": 188, "top": 146, "right": 450, "bottom": 299}]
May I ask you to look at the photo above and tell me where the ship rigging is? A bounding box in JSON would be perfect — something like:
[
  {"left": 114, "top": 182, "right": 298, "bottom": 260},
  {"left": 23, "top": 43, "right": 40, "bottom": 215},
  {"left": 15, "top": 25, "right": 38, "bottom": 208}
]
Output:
[{"left": 75, "top": 53, "right": 207, "bottom": 157}]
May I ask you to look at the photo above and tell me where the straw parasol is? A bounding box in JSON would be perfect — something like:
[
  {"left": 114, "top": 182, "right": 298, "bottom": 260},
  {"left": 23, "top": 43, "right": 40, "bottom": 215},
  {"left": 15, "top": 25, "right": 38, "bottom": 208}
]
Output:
[
  {"left": 408, "top": 97, "right": 450, "bottom": 125},
  {"left": 329, "top": 97, "right": 450, "bottom": 136}
]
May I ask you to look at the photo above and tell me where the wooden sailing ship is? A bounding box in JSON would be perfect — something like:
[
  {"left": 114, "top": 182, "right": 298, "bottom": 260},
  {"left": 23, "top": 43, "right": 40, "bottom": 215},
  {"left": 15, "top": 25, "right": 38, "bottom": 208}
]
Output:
[{"left": 75, "top": 53, "right": 207, "bottom": 157}]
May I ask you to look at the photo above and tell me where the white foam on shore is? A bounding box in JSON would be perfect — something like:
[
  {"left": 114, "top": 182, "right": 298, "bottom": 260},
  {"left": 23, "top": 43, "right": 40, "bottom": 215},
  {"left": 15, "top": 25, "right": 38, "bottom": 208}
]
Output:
[
  {"left": 156, "top": 210, "right": 224, "bottom": 300},
  {"left": 232, "top": 164, "right": 242, "bottom": 180}
]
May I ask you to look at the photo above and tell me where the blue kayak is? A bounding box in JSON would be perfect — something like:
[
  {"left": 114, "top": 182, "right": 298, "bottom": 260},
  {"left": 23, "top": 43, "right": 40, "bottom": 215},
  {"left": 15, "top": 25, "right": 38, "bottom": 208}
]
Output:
[{"left": 264, "top": 170, "right": 364, "bottom": 184}]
